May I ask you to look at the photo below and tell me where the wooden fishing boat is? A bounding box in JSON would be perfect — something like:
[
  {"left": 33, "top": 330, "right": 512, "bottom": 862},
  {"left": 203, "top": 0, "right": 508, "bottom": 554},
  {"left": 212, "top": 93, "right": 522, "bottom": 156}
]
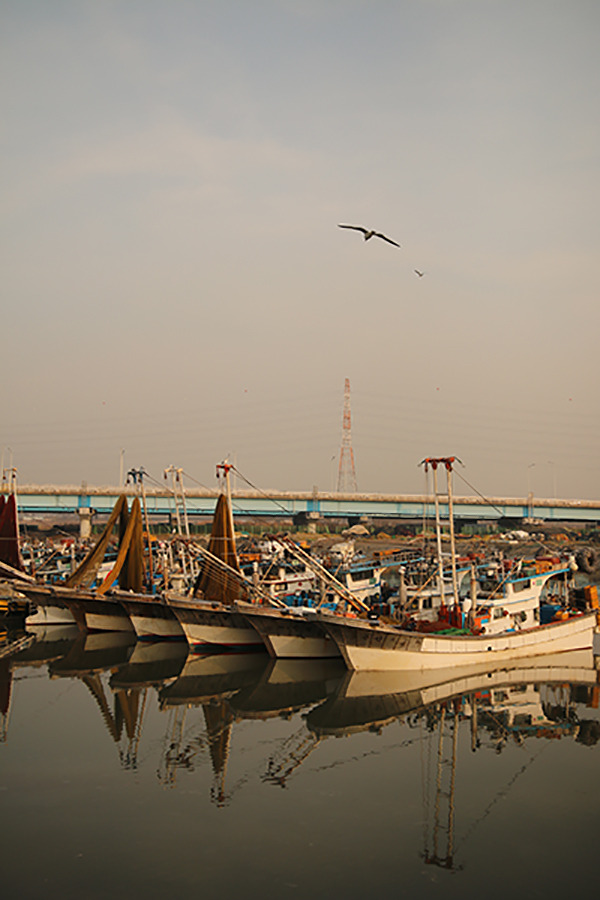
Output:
[
  {"left": 22, "top": 493, "right": 146, "bottom": 633},
  {"left": 316, "top": 457, "right": 599, "bottom": 672},
  {"left": 316, "top": 607, "right": 596, "bottom": 671},
  {"left": 236, "top": 535, "right": 372, "bottom": 659},
  {"left": 0, "top": 490, "right": 34, "bottom": 614},
  {"left": 169, "top": 596, "right": 265, "bottom": 651},
  {"left": 237, "top": 601, "right": 340, "bottom": 658},
  {"left": 115, "top": 591, "right": 186, "bottom": 641},
  {"left": 167, "top": 465, "right": 266, "bottom": 652},
  {"left": 21, "top": 578, "right": 77, "bottom": 625},
  {"left": 25, "top": 582, "right": 133, "bottom": 633}
]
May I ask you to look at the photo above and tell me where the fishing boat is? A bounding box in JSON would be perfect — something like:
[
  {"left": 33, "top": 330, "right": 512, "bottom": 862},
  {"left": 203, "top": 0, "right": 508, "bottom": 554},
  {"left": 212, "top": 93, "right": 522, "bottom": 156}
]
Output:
[
  {"left": 22, "top": 494, "right": 148, "bottom": 633},
  {"left": 0, "top": 492, "right": 22, "bottom": 568},
  {"left": 241, "top": 555, "right": 317, "bottom": 603},
  {"left": 316, "top": 605, "right": 597, "bottom": 672},
  {"left": 0, "top": 489, "right": 34, "bottom": 615},
  {"left": 2, "top": 483, "right": 76, "bottom": 624},
  {"left": 116, "top": 590, "right": 186, "bottom": 642},
  {"left": 237, "top": 602, "right": 340, "bottom": 658},
  {"left": 25, "top": 596, "right": 77, "bottom": 626},
  {"left": 329, "top": 557, "right": 384, "bottom": 604},
  {"left": 237, "top": 534, "right": 374, "bottom": 659},
  {"left": 316, "top": 458, "right": 599, "bottom": 672},
  {"left": 167, "top": 463, "right": 267, "bottom": 652}
]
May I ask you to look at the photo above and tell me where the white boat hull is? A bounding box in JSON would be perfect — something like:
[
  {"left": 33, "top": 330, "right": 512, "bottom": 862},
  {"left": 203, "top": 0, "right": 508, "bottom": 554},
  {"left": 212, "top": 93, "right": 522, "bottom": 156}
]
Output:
[
  {"left": 237, "top": 603, "right": 340, "bottom": 659},
  {"left": 179, "top": 620, "right": 260, "bottom": 649},
  {"left": 169, "top": 600, "right": 264, "bottom": 651},
  {"left": 264, "top": 632, "right": 339, "bottom": 659},
  {"left": 83, "top": 609, "right": 135, "bottom": 633},
  {"left": 115, "top": 596, "right": 186, "bottom": 642},
  {"left": 25, "top": 604, "right": 76, "bottom": 626},
  {"left": 317, "top": 611, "right": 597, "bottom": 671},
  {"left": 129, "top": 613, "right": 185, "bottom": 641},
  {"left": 63, "top": 594, "right": 134, "bottom": 633}
]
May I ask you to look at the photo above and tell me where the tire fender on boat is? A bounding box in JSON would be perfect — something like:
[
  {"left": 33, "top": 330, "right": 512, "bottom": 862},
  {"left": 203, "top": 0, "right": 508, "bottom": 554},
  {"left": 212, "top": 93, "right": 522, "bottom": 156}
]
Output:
[{"left": 576, "top": 548, "right": 596, "bottom": 574}]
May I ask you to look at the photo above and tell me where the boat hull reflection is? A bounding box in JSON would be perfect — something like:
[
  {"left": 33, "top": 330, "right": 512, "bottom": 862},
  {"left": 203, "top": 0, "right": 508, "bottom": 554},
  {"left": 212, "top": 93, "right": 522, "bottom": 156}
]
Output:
[
  {"left": 307, "top": 648, "right": 598, "bottom": 736},
  {"left": 159, "top": 652, "right": 269, "bottom": 708},
  {"left": 110, "top": 640, "right": 189, "bottom": 689},
  {"left": 229, "top": 657, "right": 347, "bottom": 719},
  {"left": 49, "top": 631, "right": 136, "bottom": 678}
]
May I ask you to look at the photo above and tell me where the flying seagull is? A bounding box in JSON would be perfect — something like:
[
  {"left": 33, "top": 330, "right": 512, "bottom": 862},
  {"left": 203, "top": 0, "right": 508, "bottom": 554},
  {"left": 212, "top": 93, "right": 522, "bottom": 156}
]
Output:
[
  {"left": 338, "top": 224, "right": 401, "bottom": 247},
  {"left": 414, "top": 269, "right": 425, "bottom": 277}
]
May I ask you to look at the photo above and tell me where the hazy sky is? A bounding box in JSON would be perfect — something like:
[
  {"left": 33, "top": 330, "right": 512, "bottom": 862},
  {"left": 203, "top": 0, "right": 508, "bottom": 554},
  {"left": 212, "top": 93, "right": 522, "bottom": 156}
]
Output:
[{"left": 2, "top": 0, "right": 599, "bottom": 501}]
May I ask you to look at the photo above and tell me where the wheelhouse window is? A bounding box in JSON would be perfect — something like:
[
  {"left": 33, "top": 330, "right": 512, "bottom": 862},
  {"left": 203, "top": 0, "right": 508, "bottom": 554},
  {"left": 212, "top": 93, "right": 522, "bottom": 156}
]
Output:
[{"left": 513, "top": 578, "right": 531, "bottom": 593}]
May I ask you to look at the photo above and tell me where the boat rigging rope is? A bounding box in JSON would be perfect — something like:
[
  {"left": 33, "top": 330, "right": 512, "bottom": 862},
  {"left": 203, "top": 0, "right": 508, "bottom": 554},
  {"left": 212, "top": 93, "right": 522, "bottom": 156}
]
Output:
[
  {"left": 454, "top": 744, "right": 549, "bottom": 856},
  {"left": 453, "top": 470, "right": 506, "bottom": 519},
  {"left": 229, "top": 466, "right": 295, "bottom": 517},
  {"left": 268, "top": 534, "right": 369, "bottom": 612},
  {"left": 187, "top": 542, "right": 285, "bottom": 608},
  {"left": 144, "top": 465, "right": 296, "bottom": 537}
]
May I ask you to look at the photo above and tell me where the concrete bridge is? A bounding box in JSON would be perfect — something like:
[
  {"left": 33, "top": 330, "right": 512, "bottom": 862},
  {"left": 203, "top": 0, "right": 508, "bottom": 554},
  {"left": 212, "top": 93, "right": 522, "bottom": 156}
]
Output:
[{"left": 11, "top": 484, "right": 600, "bottom": 537}]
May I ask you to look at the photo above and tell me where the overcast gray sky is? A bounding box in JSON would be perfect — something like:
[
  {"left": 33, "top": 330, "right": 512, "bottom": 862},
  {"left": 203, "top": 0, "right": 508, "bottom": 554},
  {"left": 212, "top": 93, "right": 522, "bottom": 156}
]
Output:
[{"left": 2, "top": 0, "right": 599, "bottom": 501}]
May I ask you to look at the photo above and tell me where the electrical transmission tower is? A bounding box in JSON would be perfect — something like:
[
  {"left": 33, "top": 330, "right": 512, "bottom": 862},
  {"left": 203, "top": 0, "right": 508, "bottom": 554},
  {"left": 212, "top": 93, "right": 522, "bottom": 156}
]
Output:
[{"left": 336, "top": 378, "right": 358, "bottom": 493}]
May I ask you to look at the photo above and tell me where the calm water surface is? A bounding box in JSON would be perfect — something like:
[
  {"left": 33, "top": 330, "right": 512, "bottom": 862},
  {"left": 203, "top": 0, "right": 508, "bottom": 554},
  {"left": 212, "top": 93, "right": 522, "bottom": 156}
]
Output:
[{"left": 1, "top": 627, "right": 599, "bottom": 900}]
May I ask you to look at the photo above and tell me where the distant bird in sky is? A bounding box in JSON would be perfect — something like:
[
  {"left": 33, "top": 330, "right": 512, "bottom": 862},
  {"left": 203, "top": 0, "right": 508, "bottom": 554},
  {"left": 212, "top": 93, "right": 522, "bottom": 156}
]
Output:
[
  {"left": 414, "top": 269, "right": 425, "bottom": 277},
  {"left": 338, "top": 224, "right": 400, "bottom": 247}
]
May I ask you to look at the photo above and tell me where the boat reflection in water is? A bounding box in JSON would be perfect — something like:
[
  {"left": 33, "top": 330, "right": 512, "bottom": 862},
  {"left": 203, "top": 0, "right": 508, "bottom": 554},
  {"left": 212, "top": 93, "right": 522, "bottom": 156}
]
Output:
[
  {"left": 3, "top": 628, "right": 599, "bottom": 836},
  {"left": 306, "top": 648, "right": 600, "bottom": 870},
  {"left": 306, "top": 649, "right": 598, "bottom": 738},
  {"left": 156, "top": 653, "right": 346, "bottom": 803},
  {"left": 2, "top": 623, "right": 600, "bottom": 896},
  {"left": 110, "top": 639, "right": 188, "bottom": 690},
  {"left": 230, "top": 658, "right": 347, "bottom": 720},
  {"left": 157, "top": 652, "right": 269, "bottom": 802},
  {"left": 43, "top": 630, "right": 153, "bottom": 768}
]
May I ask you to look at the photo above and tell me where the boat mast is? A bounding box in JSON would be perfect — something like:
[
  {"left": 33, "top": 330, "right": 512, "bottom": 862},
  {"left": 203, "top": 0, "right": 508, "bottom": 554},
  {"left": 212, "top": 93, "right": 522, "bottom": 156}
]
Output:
[
  {"left": 421, "top": 459, "right": 446, "bottom": 608},
  {"left": 164, "top": 465, "right": 184, "bottom": 536},
  {"left": 217, "top": 460, "right": 240, "bottom": 572},
  {"left": 9, "top": 467, "right": 20, "bottom": 553},
  {"left": 164, "top": 465, "right": 192, "bottom": 581},
  {"left": 421, "top": 457, "right": 461, "bottom": 612},
  {"left": 127, "top": 467, "right": 154, "bottom": 586},
  {"left": 178, "top": 469, "right": 192, "bottom": 539},
  {"left": 445, "top": 460, "right": 460, "bottom": 609}
]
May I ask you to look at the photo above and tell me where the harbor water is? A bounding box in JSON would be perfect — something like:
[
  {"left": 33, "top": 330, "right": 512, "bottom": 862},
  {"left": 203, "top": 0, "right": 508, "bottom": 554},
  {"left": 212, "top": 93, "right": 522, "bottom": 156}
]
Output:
[{"left": 1, "top": 629, "right": 599, "bottom": 899}]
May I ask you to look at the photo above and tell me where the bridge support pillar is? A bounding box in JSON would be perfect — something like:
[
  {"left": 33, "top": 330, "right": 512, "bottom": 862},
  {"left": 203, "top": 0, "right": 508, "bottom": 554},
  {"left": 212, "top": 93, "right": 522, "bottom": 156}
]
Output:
[
  {"left": 306, "top": 511, "right": 321, "bottom": 534},
  {"left": 293, "top": 511, "right": 322, "bottom": 534},
  {"left": 77, "top": 508, "right": 94, "bottom": 540}
]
